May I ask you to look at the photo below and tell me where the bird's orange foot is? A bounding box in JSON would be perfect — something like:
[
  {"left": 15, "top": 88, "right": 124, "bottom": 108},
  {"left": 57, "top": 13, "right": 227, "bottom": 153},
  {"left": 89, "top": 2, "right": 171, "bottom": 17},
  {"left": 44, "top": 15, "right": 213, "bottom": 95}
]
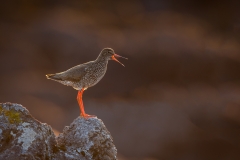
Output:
[{"left": 80, "top": 113, "right": 97, "bottom": 119}]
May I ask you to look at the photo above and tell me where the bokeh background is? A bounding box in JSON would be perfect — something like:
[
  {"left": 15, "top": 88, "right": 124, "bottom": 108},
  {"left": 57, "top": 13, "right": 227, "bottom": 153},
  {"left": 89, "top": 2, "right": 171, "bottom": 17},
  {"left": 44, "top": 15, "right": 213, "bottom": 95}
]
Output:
[{"left": 1, "top": 0, "right": 240, "bottom": 159}]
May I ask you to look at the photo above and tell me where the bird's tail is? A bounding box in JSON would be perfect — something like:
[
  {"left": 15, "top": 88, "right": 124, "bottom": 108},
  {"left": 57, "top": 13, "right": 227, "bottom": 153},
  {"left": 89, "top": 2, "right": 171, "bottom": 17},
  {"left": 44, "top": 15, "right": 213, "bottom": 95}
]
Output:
[{"left": 46, "top": 74, "right": 62, "bottom": 81}]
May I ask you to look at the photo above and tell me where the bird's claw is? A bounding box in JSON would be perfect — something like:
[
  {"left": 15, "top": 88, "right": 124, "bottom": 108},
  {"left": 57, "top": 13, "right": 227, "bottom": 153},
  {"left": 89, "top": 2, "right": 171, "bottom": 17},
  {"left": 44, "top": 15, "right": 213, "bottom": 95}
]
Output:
[{"left": 80, "top": 113, "right": 97, "bottom": 119}]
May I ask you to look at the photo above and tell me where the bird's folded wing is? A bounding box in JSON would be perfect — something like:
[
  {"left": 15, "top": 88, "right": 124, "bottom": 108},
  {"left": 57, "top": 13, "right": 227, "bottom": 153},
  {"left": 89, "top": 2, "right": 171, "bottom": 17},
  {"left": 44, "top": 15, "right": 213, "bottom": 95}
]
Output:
[{"left": 57, "top": 61, "right": 93, "bottom": 82}]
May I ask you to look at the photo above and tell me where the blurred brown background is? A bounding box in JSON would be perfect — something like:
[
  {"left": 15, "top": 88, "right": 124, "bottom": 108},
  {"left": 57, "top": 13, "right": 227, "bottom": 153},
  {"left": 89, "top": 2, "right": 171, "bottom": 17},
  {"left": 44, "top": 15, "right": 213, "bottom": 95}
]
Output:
[{"left": 1, "top": 0, "right": 240, "bottom": 159}]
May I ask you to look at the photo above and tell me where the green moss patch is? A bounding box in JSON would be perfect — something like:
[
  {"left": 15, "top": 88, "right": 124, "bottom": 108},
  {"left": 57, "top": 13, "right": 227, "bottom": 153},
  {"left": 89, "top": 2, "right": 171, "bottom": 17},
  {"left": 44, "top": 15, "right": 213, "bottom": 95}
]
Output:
[
  {"left": 0, "top": 105, "right": 3, "bottom": 113},
  {"left": 0, "top": 106, "right": 22, "bottom": 124}
]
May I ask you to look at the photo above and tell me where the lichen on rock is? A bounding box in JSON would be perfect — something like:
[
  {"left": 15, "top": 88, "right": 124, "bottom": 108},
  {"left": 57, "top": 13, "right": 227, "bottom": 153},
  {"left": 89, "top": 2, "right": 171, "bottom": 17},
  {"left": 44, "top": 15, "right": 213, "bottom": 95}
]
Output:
[
  {"left": 17, "top": 126, "right": 37, "bottom": 151},
  {"left": 4, "top": 109, "right": 22, "bottom": 124}
]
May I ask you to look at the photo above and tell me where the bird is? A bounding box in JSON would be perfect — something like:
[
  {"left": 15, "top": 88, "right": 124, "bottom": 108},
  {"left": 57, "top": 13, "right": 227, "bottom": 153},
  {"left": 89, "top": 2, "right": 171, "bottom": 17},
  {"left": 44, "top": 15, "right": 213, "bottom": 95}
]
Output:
[{"left": 46, "top": 48, "right": 127, "bottom": 118}]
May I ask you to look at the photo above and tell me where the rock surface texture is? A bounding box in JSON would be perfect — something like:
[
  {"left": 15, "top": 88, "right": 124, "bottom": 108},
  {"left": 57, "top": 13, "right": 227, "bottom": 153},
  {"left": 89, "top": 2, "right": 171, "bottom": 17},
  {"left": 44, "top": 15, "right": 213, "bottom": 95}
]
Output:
[
  {"left": 0, "top": 103, "right": 117, "bottom": 160},
  {"left": 57, "top": 118, "right": 117, "bottom": 160}
]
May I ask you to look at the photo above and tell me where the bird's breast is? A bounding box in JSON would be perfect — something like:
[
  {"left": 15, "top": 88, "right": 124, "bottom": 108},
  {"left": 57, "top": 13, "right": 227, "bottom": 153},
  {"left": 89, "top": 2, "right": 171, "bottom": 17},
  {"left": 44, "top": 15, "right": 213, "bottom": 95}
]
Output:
[{"left": 81, "top": 62, "right": 107, "bottom": 88}]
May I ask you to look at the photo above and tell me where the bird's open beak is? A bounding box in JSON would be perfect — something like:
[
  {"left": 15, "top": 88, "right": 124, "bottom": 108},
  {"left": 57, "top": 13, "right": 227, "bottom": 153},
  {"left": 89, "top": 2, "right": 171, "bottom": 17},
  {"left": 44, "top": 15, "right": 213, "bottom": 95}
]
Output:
[{"left": 111, "top": 54, "right": 128, "bottom": 67}]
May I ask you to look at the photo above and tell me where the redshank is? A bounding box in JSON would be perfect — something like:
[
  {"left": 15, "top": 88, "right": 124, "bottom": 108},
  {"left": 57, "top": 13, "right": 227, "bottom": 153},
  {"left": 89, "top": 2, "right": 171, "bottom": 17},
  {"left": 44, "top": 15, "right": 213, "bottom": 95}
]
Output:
[{"left": 46, "top": 48, "right": 127, "bottom": 118}]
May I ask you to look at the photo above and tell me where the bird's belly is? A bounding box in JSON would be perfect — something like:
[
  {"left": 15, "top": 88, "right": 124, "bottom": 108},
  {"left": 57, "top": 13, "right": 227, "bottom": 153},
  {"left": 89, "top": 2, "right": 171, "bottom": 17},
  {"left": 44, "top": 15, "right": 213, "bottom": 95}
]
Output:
[{"left": 59, "top": 80, "right": 81, "bottom": 90}]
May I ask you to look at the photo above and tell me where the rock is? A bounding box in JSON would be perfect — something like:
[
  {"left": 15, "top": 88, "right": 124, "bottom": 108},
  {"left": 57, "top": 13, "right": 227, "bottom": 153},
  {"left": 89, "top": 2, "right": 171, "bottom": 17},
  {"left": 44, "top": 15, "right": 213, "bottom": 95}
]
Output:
[
  {"left": 57, "top": 117, "right": 117, "bottom": 160},
  {"left": 0, "top": 102, "right": 57, "bottom": 160},
  {"left": 0, "top": 103, "right": 117, "bottom": 160}
]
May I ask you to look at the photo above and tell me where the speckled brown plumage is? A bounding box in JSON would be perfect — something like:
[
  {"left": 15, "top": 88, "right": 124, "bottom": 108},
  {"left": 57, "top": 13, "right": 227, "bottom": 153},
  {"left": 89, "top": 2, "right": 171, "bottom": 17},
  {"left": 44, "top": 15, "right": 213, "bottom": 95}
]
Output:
[{"left": 46, "top": 48, "right": 127, "bottom": 118}]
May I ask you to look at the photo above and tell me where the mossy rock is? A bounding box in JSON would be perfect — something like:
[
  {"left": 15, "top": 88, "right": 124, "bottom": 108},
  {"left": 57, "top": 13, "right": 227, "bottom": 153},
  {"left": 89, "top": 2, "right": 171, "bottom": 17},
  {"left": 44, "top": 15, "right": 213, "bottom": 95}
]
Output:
[{"left": 0, "top": 105, "right": 22, "bottom": 124}]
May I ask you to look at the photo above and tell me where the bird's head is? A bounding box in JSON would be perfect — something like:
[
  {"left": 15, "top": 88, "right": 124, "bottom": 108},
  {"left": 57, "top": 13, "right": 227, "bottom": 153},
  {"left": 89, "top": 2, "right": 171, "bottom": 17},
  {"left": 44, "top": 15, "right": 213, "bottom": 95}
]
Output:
[{"left": 99, "top": 48, "right": 128, "bottom": 67}]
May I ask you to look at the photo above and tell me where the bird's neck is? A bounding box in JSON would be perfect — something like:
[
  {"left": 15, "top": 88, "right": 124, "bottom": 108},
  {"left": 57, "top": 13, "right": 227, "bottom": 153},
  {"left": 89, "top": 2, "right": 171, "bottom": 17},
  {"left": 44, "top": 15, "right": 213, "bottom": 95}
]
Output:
[{"left": 95, "top": 56, "right": 109, "bottom": 65}]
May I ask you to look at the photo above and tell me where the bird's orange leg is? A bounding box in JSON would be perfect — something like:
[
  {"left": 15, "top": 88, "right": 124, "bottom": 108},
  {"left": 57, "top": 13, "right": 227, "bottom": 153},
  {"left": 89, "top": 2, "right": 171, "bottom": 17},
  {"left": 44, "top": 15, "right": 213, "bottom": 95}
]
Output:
[{"left": 77, "top": 89, "right": 96, "bottom": 118}]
